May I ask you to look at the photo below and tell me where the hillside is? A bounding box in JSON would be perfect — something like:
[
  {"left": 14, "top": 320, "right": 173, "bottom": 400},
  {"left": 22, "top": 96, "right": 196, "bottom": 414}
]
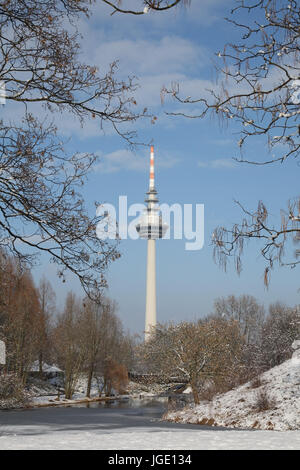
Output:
[{"left": 166, "top": 342, "right": 300, "bottom": 431}]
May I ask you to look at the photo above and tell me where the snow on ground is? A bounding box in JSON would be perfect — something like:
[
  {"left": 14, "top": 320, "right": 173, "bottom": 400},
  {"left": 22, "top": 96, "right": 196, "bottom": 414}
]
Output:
[
  {"left": 28, "top": 373, "right": 106, "bottom": 406},
  {"left": 166, "top": 354, "right": 300, "bottom": 431},
  {"left": 0, "top": 427, "right": 299, "bottom": 450},
  {"left": 30, "top": 395, "right": 120, "bottom": 406},
  {"left": 30, "top": 361, "right": 62, "bottom": 373},
  {"left": 0, "top": 394, "right": 299, "bottom": 449},
  {"left": 0, "top": 401, "right": 299, "bottom": 450}
]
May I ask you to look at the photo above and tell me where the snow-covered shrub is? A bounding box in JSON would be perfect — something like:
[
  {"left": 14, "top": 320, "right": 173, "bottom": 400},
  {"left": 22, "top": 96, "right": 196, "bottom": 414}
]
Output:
[
  {"left": 253, "top": 387, "right": 276, "bottom": 412},
  {"left": 0, "top": 373, "right": 29, "bottom": 409}
]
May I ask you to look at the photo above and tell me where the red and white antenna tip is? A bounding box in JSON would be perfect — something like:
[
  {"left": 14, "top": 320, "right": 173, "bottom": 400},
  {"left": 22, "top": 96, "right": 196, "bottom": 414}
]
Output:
[{"left": 149, "top": 146, "right": 155, "bottom": 190}]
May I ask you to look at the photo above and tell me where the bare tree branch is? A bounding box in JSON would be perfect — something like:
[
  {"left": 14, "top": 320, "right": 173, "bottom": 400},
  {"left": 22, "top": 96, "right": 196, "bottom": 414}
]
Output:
[
  {"left": 101, "top": 0, "right": 189, "bottom": 16},
  {"left": 212, "top": 198, "right": 300, "bottom": 286},
  {"left": 0, "top": 0, "right": 159, "bottom": 298},
  {"left": 161, "top": 0, "right": 300, "bottom": 285},
  {"left": 163, "top": 0, "right": 300, "bottom": 164}
]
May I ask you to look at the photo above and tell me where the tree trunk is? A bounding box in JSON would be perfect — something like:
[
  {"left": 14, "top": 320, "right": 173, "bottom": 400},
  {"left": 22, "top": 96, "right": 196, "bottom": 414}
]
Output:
[
  {"left": 64, "top": 372, "right": 73, "bottom": 399},
  {"left": 102, "top": 377, "right": 107, "bottom": 397},
  {"left": 191, "top": 382, "right": 200, "bottom": 405},
  {"left": 104, "top": 376, "right": 112, "bottom": 397},
  {"left": 86, "top": 364, "right": 94, "bottom": 398},
  {"left": 39, "top": 352, "right": 43, "bottom": 378}
]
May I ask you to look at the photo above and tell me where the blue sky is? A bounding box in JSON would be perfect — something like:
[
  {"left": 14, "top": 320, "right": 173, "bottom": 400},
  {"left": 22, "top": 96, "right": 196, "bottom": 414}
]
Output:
[{"left": 28, "top": 0, "right": 299, "bottom": 334}]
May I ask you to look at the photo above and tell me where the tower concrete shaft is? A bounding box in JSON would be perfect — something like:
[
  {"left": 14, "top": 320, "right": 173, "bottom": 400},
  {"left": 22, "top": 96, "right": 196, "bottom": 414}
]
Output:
[{"left": 145, "top": 239, "right": 156, "bottom": 340}]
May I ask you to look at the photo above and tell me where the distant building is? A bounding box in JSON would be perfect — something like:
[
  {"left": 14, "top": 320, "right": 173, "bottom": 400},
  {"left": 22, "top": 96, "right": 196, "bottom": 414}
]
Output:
[{"left": 29, "top": 361, "right": 64, "bottom": 384}]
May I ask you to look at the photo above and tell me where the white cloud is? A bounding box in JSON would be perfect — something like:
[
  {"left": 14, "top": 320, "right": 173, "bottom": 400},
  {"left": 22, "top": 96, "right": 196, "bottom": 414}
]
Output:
[
  {"left": 198, "top": 158, "right": 236, "bottom": 169},
  {"left": 79, "top": 32, "right": 212, "bottom": 110},
  {"left": 1, "top": 1, "right": 234, "bottom": 140},
  {"left": 95, "top": 149, "right": 145, "bottom": 173},
  {"left": 95, "top": 148, "right": 180, "bottom": 173},
  {"left": 88, "top": 36, "right": 206, "bottom": 76}
]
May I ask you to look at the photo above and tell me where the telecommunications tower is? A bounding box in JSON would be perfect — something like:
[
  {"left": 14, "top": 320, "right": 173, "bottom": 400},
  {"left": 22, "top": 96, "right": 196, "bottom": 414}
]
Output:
[{"left": 136, "top": 146, "right": 168, "bottom": 340}]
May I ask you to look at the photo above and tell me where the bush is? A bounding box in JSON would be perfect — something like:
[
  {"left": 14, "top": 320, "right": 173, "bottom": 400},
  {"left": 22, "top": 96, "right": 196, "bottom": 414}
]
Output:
[
  {"left": 110, "top": 362, "right": 128, "bottom": 394},
  {"left": 103, "top": 359, "right": 128, "bottom": 395},
  {"left": 0, "top": 373, "right": 29, "bottom": 409},
  {"left": 253, "top": 387, "right": 276, "bottom": 412},
  {"left": 250, "top": 376, "right": 263, "bottom": 389}
]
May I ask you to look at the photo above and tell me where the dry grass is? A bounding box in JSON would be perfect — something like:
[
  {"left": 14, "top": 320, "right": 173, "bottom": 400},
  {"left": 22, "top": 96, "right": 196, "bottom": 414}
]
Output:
[
  {"left": 253, "top": 387, "right": 276, "bottom": 412},
  {"left": 250, "top": 376, "right": 264, "bottom": 389}
]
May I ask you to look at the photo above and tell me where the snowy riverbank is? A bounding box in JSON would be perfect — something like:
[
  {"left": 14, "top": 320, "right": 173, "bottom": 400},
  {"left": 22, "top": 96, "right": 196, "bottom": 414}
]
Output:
[
  {"left": 26, "top": 373, "right": 180, "bottom": 408},
  {"left": 165, "top": 352, "right": 300, "bottom": 431}
]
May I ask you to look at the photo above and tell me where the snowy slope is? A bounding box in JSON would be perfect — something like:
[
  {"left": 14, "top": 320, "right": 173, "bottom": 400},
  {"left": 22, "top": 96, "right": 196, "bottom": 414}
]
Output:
[{"left": 166, "top": 353, "right": 300, "bottom": 431}]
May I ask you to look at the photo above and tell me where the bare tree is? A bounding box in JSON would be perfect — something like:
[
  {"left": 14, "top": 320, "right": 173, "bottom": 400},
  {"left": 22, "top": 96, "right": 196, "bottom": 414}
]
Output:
[
  {"left": 1, "top": 117, "right": 123, "bottom": 299},
  {"left": 37, "top": 277, "right": 56, "bottom": 376},
  {"left": 53, "top": 292, "right": 85, "bottom": 399},
  {"left": 79, "top": 298, "right": 104, "bottom": 398},
  {"left": 213, "top": 294, "right": 265, "bottom": 345},
  {"left": 163, "top": 0, "right": 300, "bottom": 285},
  {"left": 1, "top": 1, "right": 147, "bottom": 138},
  {"left": 0, "top": 0, "right": 157, "bottom": 298},
  {"left": 0, "top": 253, "right": 43, "bottom": 382},
  {"left": 142, "top": 318, "right": 243, "bottom": 404},
  {"left": 95, "top": 299, "right": 131, "bottom": 396},
  {"left": 260, "top": 301, "right": 300, "bottom": 368},
  {"left": 78, "top": 296, "right": 134, "bottom": 397}
]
